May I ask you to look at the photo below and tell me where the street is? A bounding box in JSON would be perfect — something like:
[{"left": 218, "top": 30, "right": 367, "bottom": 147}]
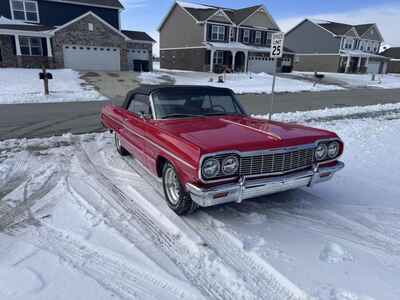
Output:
[{"left": 1, "top": 88, "right": 400, "bottom": 140}]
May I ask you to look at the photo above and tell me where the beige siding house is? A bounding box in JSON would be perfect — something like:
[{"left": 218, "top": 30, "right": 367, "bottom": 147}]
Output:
[
  {"left": 158, "top": 1, "right": 294, "bottom": 73},
  {"left": 285, "top": 19, "right": 389, "bottom": 74}
]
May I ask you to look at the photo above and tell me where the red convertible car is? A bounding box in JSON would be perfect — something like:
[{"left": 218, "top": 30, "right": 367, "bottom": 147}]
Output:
[{"left": 101, "top": 85, "right": 344, "bottom": 215}]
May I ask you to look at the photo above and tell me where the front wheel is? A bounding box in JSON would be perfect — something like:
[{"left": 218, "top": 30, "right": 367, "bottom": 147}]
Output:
[{"left": 162, "top": 163, "right": 198, "bottom": 215}]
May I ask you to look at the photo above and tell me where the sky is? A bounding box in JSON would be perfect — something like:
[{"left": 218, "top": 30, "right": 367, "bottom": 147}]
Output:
[{"left": 119, "top": 0, "right": 400, "bottom": 55}]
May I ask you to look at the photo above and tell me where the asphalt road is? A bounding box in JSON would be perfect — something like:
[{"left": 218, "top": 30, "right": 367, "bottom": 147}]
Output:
[{"left": 1, "top": 88, "right": 400, "bottom": 140}]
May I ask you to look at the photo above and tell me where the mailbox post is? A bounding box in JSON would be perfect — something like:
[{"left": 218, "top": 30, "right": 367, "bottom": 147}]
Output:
[{"left": 39, "top": 65, "right": 53, "bottom": 96}]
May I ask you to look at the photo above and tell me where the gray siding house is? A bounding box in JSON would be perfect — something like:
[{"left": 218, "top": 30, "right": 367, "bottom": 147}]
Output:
[
  {"left": 158, "top": 1, "right": 294, "bottom": 73},
  {"left": 381, "top": 47, "right": 400, "bottom": 73},
  {"left": 285, "top": 19, "right": 389, "bottom": 74},
  {"left": 0, "top": 0, "right": 155, "bottom": 71}
]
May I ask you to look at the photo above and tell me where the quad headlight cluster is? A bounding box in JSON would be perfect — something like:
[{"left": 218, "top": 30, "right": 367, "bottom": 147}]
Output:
[
  {"left": 315, "top": 140, "right": 341, "bottom": 162},
  {"left": 201, "top": 155, "right": 239, "bottom": 180}
]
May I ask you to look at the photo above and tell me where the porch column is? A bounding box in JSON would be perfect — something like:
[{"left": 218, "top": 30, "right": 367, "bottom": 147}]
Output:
[
  {"left": 244, "top": 51, "right": 249, "bottom": 72},
  {"left": 357, "top": 56, "right": 362, "bottom": 73},
  {"left": 46, "top": 37, "right": 53, "bottom": 57},
  {"left": 210, "top": 49, "right": 215, "bottom": 73},
  {"left": 14, "top": 34, "right": 21, "bottom": 56},
  {"left": 345, "top": 55, "right": 351, "bottom": 73},
  {"left": 232, "top": 50, "right": 236, "bottom": 72}
]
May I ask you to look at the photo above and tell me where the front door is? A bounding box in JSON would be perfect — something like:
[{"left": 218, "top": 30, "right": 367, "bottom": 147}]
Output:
[{"left": 123, "top": 94, "right": 152, "bottom": 163}]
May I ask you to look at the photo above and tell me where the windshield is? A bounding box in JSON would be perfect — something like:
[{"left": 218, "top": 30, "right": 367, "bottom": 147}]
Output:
[{"left": 152, "top": 88, "right": 246, "bottom": 119}]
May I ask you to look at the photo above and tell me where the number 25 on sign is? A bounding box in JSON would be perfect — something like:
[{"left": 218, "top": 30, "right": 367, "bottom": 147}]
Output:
[{"left": 268, "top": 32, "right": 285, "bottom": 121}]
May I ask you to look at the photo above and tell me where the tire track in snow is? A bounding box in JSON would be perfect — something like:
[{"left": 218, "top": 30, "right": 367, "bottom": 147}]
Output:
[
  {"left": 104, "top": 142, "right": 308, "bottom": 300},
  {"left": 22, "top": 222, "right": 197, "bottom": 300},
  {"left": 250, "top": 200, "right": 400, "bottom": 258},
  {"left": 75, "top": 140, "right": 255, "bottom": 300},
  {"left": 187, "top": 212, "right": 307, "bottom": 300}
]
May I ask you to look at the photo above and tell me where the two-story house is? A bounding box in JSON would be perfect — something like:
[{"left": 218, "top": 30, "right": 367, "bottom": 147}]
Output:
[
  {"left": 0, "top": 0, "right": 155, "bottom": 71},
  {"left": 158, "top": 1, "right": 294, "bottom": 73},
  {"left": 285, "top": 19, "right": 389, "bottom": 74}
]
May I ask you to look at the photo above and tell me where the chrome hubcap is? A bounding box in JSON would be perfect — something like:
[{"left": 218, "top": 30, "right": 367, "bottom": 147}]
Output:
[{"left": 165, "top": 167, "right": 180, "bottom": 205}]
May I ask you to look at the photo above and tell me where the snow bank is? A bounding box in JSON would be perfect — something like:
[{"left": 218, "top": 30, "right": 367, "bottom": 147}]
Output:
[
  {"left": 138, "top": 70, "right": 344, "bottom": 94},
  {"left": 294, "top": 71, "right": 400, "bottom": 89},
  {"left": 0, "top": 68, "right": 107, "bottom": 104},
  {"left": 254, "top": 102, "right": 400, "bottom": 123}
]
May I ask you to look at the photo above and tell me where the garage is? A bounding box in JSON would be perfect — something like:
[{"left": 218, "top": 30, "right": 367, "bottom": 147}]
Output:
[
  {"left": 367, "top": 61, "right": 381, "bottom": 74},
  {"left": 248, "top": 56, "right": 275, "bottom": 73},
  {"left": 63, "top": 45, "right": 121, "bottom": 71},
  {"left": 128, "top": 49, "right": 150, "bottom": 72}
]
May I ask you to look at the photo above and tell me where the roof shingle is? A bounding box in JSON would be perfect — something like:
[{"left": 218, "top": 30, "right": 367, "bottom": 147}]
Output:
[
  {"left": 45, "top": 0, "right": 124, "bottom": 9},
  {"left": 381, "top": 47, "right": 400, "bottom": 59},
  {"left": 122, "top": 30, "right": 156, "bottom": 42}
]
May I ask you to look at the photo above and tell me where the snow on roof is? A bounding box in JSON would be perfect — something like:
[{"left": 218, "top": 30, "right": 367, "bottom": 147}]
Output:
[
  {"left": 309, "top": 18, "right": 331, "bottom": 25},
  {"left": 176, "top": 1, "right": 213, "bottom": 9},
  {"left": 0, "top": 16, "right": 38, "bottom": 26}
]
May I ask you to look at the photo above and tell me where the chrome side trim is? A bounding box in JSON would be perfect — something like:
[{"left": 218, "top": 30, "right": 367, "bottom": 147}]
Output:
[{"left": 106, "top": 115, "right": 196, "bottom": 170}]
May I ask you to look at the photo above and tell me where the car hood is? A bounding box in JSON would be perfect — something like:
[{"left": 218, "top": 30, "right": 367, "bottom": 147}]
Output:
[{"left": 155, "top": 116, "right": 338, "bottom": 154}]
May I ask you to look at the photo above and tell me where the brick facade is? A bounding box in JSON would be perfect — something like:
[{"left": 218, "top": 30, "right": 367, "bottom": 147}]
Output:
[
  {"left": 161, "top": 48, "right": 207, "bottom": 72},
  {"left": 0, "top": 14, "right": 153, "bottom": 71},
  {"left": 53, "top": 14, "right": 129, "bottom": 70}
]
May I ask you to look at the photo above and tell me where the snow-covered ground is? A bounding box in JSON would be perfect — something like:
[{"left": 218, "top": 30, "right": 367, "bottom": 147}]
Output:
[
  {"left": 293, "top": 71, "right": 400, "bottom": 89},
  {"left": 0, "top": 69, "right": 107, "bottom": 104},
  {"left": 1, "top": 103, "right": 400, "bottom": 300},
  {"left": 139, "top": 70, "right": 344, "bottom": 94}
]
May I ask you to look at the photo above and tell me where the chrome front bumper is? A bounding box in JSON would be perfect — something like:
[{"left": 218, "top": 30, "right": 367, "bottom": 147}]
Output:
[{"left": 186, "top": 162, "right": 345, "bottom": 207}]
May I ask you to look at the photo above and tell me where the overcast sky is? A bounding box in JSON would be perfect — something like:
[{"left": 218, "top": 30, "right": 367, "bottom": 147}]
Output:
[{"left": 120, "top": 0, "right": 400, "bottom": 55}]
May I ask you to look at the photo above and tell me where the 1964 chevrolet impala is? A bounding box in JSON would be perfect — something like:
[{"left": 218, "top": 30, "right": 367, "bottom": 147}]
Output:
[{"left": 101, "top": 85, "right": 344, "bottom": 215}]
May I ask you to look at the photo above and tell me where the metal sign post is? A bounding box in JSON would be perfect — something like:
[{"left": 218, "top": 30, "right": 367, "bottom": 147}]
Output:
[{"left": 269, "top": 32, "right": 285, "bottom": 120}]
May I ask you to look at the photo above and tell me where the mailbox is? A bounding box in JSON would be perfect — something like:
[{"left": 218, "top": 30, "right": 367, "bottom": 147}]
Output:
[{"left": 39, "top": 72, "right": 53, "bottom": 80}]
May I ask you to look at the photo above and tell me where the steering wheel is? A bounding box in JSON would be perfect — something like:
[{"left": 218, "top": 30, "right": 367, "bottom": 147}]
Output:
[{"left": 211, "top": 105, "right": 226, "bottom": 113}]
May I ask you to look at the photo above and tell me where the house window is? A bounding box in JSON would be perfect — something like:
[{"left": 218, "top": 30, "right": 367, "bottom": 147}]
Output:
[
  {"left": 344, "top": 38, "right": 354, "bottom": 49},
  {"left": 255, "top": 31, "right": 262, "bottom": 44},
  {"left": 11, "top": 0, "right": 39, "bottom": 22},
  {"left": 213, "top": 51, "right": 224, "bottom": 65},
  {"left": 211, "top": 25, "right": 225, "bottom": 41},
  {"left": 266, "top": 32, "right": 272, "bottom": 45},
  {"left": 373, "top": 42, "right": 378, "bottom": 53},
  {"left": 230, "top": 28, "right": 235, "bottom": 42},
  {"left": 359, "top": 40, "right": 365, "bottom": 51},
  {"left": 19, "top": 36, "right": 42, "bottom": 56},
  {"left": 366, "top": 41, "right": 371, "bottom": 52},
  {"left": 243, "top": 29, "right": 250, "bottom": 43}
]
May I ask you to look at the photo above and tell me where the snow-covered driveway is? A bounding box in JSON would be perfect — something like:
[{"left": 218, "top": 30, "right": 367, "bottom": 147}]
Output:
[
  {"left": 1, "top": 104, "right": 399, "bottom": 300},
  {"left": 0, "top": 69, "right": 107, "bottom": 104}
]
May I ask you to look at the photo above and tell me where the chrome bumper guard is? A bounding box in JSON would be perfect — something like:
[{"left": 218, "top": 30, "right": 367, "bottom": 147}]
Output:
[{"left": 186, "top": 161, "right": 345, "bottom": 207}]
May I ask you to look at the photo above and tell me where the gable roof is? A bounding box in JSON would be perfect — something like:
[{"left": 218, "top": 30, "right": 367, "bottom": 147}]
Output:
[
  {"left": 44, "top": 0, "right": 124, "bottom": 9},
  {"left": 159, "top": 1, "right": 279, "bottom": 30},
  {"left": 381, "top": 47, "right": 400, "bottom": 59},
  {"left": 309, "top": 19, "right": 381, "bottom": 39},
  {"left": 121, "top": 30, "right": 156, "bottom": 43}
]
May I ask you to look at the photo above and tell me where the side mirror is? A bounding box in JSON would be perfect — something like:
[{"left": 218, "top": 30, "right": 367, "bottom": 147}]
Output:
[{"left": 138, "top": 111, "right": 150, "bottom": 120}]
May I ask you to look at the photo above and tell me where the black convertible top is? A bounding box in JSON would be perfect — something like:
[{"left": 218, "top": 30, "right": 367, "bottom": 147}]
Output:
[{"left": 122, "top": 85, "right": 234, "bottom": 108}]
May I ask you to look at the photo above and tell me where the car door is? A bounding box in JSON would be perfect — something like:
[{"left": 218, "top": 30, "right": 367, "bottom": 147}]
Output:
[{"left": 123, "top": 94, "right": 152, "bottom": 163}]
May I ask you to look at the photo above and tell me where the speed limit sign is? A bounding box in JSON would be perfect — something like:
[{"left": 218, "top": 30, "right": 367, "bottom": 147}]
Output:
[{"left": 270, "top": 32, "right": 284, "bottom": 58}]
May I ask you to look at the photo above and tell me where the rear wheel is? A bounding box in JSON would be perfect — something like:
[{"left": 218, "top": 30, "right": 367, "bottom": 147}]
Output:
[
  {"left": 162, "top": 162, "right": 198, "bottom": 215},
  {"left": 114, "top": 132, "right": 129, "bottom": 156}
]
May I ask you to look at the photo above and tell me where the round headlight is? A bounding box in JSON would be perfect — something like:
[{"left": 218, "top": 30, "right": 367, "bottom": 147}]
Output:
[
  {"left": 222, "top": 156, "right": 239, "bottom": 176},
  {"left": 328, "top": 141, "right": 340, "bottom": 159},
  {"left": 315, "top": 143, "right": 328, "bottom": 161},
  {"left": 202, "top": 158, "right": 220, "bottom": 179}
]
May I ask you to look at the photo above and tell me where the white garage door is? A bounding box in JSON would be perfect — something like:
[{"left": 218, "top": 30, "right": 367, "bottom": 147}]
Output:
[
  {"left": 248, "top": 56, "right": 275, "bottom": 74},
  {"left": 367, "top": 61, "right": 380, "bottom": 74},
  {"left": 127, "top": 48, "right": 149, "bottom": 71},
  {"left": 63, "top": 45, "right": 120, "bottom": 71}
]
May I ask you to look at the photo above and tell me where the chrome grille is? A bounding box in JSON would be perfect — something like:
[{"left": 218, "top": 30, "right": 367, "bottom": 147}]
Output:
[{"left": 240, "top": 148, "right": 314, "bottom": 177}]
